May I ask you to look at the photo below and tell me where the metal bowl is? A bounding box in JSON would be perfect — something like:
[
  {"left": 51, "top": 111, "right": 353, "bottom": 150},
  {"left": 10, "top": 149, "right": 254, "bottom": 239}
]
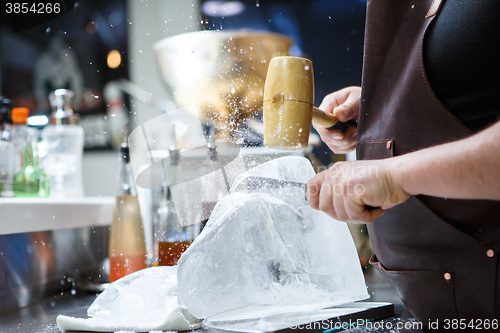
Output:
[{"left": 153, "top": 30, "right": 294, "bottom": 141}]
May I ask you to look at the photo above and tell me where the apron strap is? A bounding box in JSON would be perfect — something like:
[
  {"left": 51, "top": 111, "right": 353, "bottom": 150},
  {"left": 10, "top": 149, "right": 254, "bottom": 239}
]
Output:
[{"left": 425, "top": 0, "right": 444, "bottom": 19}]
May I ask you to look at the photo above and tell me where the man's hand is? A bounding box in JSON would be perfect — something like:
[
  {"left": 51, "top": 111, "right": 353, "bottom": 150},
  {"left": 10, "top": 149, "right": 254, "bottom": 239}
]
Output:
[
  {"left": 314, "top": 86, "right": 361, "bottom": 154},
  {"left": 306, "top": 159, "right": 410, "bottom": 223}
]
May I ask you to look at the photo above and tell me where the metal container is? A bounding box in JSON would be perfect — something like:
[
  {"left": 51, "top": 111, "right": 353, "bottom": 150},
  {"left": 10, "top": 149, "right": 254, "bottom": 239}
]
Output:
[
  {"left": 0, "top": 197, "right": 114, "bottom": 314},
  {"left": 152, "top": 30, "right": 293, "bottom": 141}
]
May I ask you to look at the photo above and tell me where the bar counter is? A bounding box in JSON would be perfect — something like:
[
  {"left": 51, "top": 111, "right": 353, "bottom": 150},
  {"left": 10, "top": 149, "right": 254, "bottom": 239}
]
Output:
[{"left": 0, "top": 270, "right": 423, "bottom": 333}]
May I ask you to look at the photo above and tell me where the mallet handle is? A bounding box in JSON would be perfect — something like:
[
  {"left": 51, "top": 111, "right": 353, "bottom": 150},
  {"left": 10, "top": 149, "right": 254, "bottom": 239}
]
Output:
[
  {"left": 312, "top": 107, "right": 339, "bottom": 127},
  {"left": 312, "top": 107, "right": 357, "bottom": 131}
]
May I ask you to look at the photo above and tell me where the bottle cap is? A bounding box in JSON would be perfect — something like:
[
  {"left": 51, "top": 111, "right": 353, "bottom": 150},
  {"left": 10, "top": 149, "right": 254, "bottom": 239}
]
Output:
[
  {"left": 0, "top": 98, "right": 13, "bottom": 124},
  {"left": 119, "top": 121, "right": 130, "bottom": 163},
  {"left": 49, "top": 89, "right": 78, "bottom": 125},
  {"left": 169, "top": 148, "right": 180, "bottom": 166},
  {"left": 12, "top": 107, "right": 30, "bottom": 124},
  {"left": 206, "top": 122, "right": 218, "bottom": 161},
  {"left": 119, "top": 141, "right": 130, "bottom": 163}
]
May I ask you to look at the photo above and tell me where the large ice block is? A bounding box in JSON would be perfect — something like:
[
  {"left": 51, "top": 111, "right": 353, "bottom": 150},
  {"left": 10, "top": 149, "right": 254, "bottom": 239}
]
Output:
[{"left": 177, "top": 156, "right": 369, "bottom": 319}]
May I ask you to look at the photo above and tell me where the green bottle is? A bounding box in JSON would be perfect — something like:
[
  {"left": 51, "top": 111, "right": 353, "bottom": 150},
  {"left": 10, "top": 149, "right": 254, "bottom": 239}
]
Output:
[{"left": 13, "top": 130, "right": 50, "bottom": 197}]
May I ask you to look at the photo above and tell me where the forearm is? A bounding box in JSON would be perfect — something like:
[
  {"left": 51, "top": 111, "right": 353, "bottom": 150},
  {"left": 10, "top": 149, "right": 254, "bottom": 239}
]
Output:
[{"left": 391, "top": 121, "right": 500, "bottom": 200}]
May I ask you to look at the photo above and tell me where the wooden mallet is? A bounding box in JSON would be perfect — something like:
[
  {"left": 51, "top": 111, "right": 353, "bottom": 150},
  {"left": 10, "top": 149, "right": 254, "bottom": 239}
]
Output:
[{"left": 263, "top": 56, "right": 354, "bottom": 150}]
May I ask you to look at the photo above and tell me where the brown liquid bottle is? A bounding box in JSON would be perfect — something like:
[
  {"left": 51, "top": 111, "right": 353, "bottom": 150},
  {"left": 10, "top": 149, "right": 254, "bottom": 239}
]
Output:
[
  {"left": 155, "top": 183, "right": 194, "bottom": 266},
  {"left": 153, "top": 144, "right": 199, "bottom": 266},
  {"left": 108, "top": 125, "right": 146, "bottom": 282}
]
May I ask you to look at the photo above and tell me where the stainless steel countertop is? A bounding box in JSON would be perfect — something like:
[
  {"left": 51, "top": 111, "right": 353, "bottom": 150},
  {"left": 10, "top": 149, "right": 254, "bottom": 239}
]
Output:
[
  {"left": 0, "top": 291, "right": 97, "bottom": 333},
  {"left": 0, "top": 270, "right": 423, "bottom": 333}
]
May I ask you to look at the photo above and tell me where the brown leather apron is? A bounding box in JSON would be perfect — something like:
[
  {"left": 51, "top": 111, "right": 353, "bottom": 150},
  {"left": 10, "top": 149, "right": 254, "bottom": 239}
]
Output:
[{"left": 357, "top": 0, "right": 500, "bottom": 330}]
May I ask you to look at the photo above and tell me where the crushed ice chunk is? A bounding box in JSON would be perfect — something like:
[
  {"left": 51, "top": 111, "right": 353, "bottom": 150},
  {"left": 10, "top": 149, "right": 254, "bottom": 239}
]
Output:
[{"left": 56, "top": 267, "right": 201, "bottom": 332}]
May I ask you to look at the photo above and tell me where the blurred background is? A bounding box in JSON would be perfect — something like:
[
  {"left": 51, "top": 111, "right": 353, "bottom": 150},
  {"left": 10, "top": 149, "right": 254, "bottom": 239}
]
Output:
[
  {"left": 0, "top": 1, "right": 389, "bottom": 322},
  {"left": 0, "top": 0, "right": 366, "bottom": 196}
]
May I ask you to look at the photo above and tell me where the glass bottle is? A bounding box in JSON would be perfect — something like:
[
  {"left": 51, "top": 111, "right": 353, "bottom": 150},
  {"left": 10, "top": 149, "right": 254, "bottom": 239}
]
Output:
[
  {"left": 154, "top": 146, "right": 195, "bottom": 266},
  {"left": 11, "top": 107, "right": 30, "bottom": 175},
  {"left": 0, "top": 99, "right": 14, "bottom": 197},
  {"left": 154, "top": 183, "right": 192, "bottom": 266},
  {"left": 13, "top": 128, "right": 50, "bottom": 198},
  {"left": 108, "top": 126, "right": 147, "bottom": 282},
  {"left": 40, "top": 89, "right": 84, "bottom": 197}
]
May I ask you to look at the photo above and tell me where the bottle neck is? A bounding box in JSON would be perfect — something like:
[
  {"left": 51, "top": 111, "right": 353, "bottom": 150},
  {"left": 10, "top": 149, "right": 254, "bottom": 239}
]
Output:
[
  {"left": 116, "top": 161, "right": 137, "bottom": 196},
  {"left": 21, "top": 133, "right": 39, "bottom": 168},
  {"left": 52, "top": 108, "right": 76, "bottom": 125},
  {"left": 159, "top": 186, "right": 175, "bottom": 209},
  {"left": 1, "top": 123, "right": 12, "bottom": 141}
]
